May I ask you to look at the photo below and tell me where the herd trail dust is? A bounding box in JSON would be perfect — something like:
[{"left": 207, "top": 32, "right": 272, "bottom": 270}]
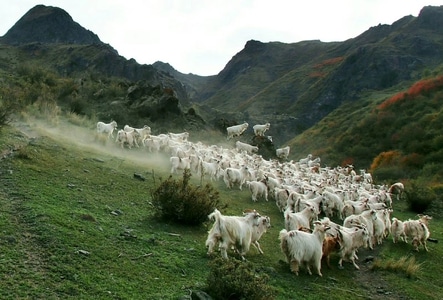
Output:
[{"left": 14, "top": 117, "right": 173, "bottom": 173}]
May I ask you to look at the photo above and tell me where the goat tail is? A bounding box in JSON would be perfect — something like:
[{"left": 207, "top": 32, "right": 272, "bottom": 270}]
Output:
[
  {"left": 279, "top": 228, "right": 289, "bottom": 241},
  {"left": 208, "top": 208, "right": 221, "bottom": 222}
]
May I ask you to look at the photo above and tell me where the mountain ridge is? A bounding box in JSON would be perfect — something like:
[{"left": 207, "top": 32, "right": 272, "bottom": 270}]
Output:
[
  {"left": 191, "top": 5, "right": 443, "bottom": 144},
  {"left": 1, "top": 4, "right": 443, "bottom": 148},
  {"left": 1, "top": 5, "right": 101, "bottom": 45}
]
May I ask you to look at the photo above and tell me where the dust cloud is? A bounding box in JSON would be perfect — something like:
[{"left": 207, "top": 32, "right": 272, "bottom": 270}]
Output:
[
  {"left": 14, "top": 117, "right": 173, "bottom": 173},
  {"left": 13, "top": 113, "right": 246, "bottom": 178}
]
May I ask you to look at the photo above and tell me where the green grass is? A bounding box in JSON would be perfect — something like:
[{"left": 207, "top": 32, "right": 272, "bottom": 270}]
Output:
[{"left": 1, "top": 119, "right": 442, "bottom": 299}]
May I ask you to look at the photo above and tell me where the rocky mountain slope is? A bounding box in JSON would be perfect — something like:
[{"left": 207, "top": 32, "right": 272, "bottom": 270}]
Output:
[
  {"left": 1, "top": 5, "right": 100, "bottom": 45},
  {"left": 0, "top": 5, "right": 191, "bottom": 113},
  {"left": 190, "top": 5, "right": 443, "bottom": 144},
  {"left": 2, "top": 4, "right": 443, "bottom": 148}
]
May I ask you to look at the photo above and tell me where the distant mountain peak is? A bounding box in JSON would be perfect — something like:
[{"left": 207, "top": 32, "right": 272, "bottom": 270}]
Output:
[{"left": 1, "top": 4, "right": 102, "bottom": 45}]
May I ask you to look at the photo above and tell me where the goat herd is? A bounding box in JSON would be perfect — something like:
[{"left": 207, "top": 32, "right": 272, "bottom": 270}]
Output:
[{"left": 96, "top": 120, "right": 433, "bottom": 276}]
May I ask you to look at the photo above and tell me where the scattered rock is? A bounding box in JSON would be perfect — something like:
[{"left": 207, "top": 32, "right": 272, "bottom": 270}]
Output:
[
  {"left": 120, "top": 230, "right": 137, "bottom": 239},
  {"left": 77, "top": 249, "right": 90, "bottom": 256},
  {"left": 133, "top": 173, "right": 145, "bottom": 181},
  {"left": 110, "top": 209, "right": 123, "bottom": 216},
  {"left": 364, "top": 256, "right": 375, "bottom": 263},
  {"left": 190, "top": 290, "right": 213, "bottom": 300}
]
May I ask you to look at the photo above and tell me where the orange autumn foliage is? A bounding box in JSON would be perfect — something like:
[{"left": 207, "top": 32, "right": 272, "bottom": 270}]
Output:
[
  {"left": 314, "top": 56, "right": 345, "bottom": 69},
  {"left": 309, "top": 57, "right": 345, "bottom": 78},
  {"left": 378, "top": 75, "right": 443, "bottom": 110},
  {"left": 369, "top": 150, "right": 402, "bottom": 172}
]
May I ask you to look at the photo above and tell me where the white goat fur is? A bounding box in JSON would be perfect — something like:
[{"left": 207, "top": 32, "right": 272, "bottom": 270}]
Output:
[
  {"left": 226, "top": 122, "right": 248, "bottom": 140},
  {"left": 116, "top": 129, "right": 138, "bottom": 148},
  {"left": 337, "top": 225, "right": 370, "bottom": 270},
  {"left": 235, "top": 141, "right": 259, "bottom": 154},
  {"left": 279, "top": 222, "right": 330, "bottom": 276},
  {"left": 205, "top": 209, "right": 261, "bottom": 259},
  {"left": 403, "top": 214, "right": 432, "bottom": 252},
  {"left": 223, "top": 166, "right": 250, "bottom": 190},
  {"left": 253, "top": 123, "right": 270, "bottom": 136},
  {"left": 284, "top": 205, "right": 318, "bottom": 231},
  {"left": 276, "top": 146, "right": 290, "bottom": 159},
  {"left": 246, "top": 180, "right": 268, "bottom": 202},
  {"left": 170, "top": 156, "right": 190, "bottom": 174},
  {"left": 97, "top": 120, "right": 117, "bottom": 139}
]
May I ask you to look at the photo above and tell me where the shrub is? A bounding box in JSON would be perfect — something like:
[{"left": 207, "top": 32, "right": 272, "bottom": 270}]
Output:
[
  {"left": 150, "top": 169, "right": 221, "bottom": 226},
  {"left": 372, "top": 166, "right": 407, "bottom": 182},
  {"left": 205, "top": 257, "right": 277, "bottom": 300},
  {"left": 0, "top": 98, "right": 17, "bottom": 128},
  {"left": 68, "top": 97, "right": 88, "bottom": 115},
  {"left": 405, "top": 180, "right": 435, "bottom": 213}
]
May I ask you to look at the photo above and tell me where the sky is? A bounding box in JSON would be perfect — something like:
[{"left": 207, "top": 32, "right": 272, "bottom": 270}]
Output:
[{"left": 0, "top": 1, "right": 442, "bottom": 76}]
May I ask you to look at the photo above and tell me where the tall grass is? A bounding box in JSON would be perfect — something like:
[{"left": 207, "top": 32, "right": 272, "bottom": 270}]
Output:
[{"left": 371, "top": 256, "right": 422, "bottom": 278}]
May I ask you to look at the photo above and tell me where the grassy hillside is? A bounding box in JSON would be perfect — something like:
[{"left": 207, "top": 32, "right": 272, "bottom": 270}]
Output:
[
  {"left": 0, "top": 114, "right": 442, "bottom": 299},
  {"left": 288, "top": 72, "right": 443, "bottom": 186}
]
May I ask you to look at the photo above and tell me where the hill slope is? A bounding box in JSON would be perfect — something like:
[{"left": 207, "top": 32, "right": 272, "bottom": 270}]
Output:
[{"left": 191, "top": 5, "right": 443, "bottom": 144}]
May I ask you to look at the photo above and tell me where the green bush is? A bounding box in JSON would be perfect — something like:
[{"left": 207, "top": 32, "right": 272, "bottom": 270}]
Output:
[
  {"left": 68, "top": 97, "right": 88, "bottom": 115},
  {"left": 372, "top": 166, "right": 407, "bottom": 182},
  {"left": 150, "top": 169, "right": 221, "bottom": 226},
  {"left": 405, "top": 180, "right": 435, "bottom": 213},
  {"left": 0, "top": 98, "right": 17, "bottom": 128},
  {"left": 206, "top": 257, "right": 277, "bottom": 300}
]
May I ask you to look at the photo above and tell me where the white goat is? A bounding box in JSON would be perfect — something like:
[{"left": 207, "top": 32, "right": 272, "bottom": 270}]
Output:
[
  {"left": 250, "top": 215, "right": 271, "bottom": 254},
  {"left": 284, "top": 205, "right": 318, "bottom": 231},
  {"left": 391, "top": 217, "right": 406, "bottom": 243},
  {"left": 226, "top": 122, "right": 248, "bottom": 140},
  {"left": 403, "top": 214, "right": 432, "bottom": 251},
  {"left": 388, "top": 182, "right": 404, "bottom": 201},
  {"left": 276, "top": 146, "right": 290, "bottom": 159},
  {"left": 274, "top": 187, "right": 290, "bottom": 212},
  {"left": 343, "top": 209, "right": 378, "bottom": 250},
  {"left": 124, "top": 124, "right": 151, "bottom": 145},
  {"left": 205, "top": 209, "right": 261, "bottom": 260},
  {"left": 253, "top": 123, "right": 270, "bottom": 136},
  {"left": 235, "top": 141, "right": 259, "bottom": 154},
  {"left": 97, "top": 120, "right": 117, "bottom": 139},
  {"left": 279, "top": 222, "right": 330, "bottom": 276},
  {"left": 322, "top": 190, "right": 345, "bottom": 220},
  {"left": 246, "top": 179, "right": 268, "bottom": 202},
  {"left": 223, "top": 165, "right": 251, "bottom": 190},
  {"left": 115, "top": 129, "right": 138, "bottom": 149},
  {"left": 199, "top": 159, "right": 221, "bottom": 181},
  {"left": 169, "top": 156, "right": 191, "bottom": 174},
  {"left": 337, "top": 225, "right": 370, "bottom": 270},
  {"left": 169, "top": 131, "right": 189, "bottom": 142}
]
